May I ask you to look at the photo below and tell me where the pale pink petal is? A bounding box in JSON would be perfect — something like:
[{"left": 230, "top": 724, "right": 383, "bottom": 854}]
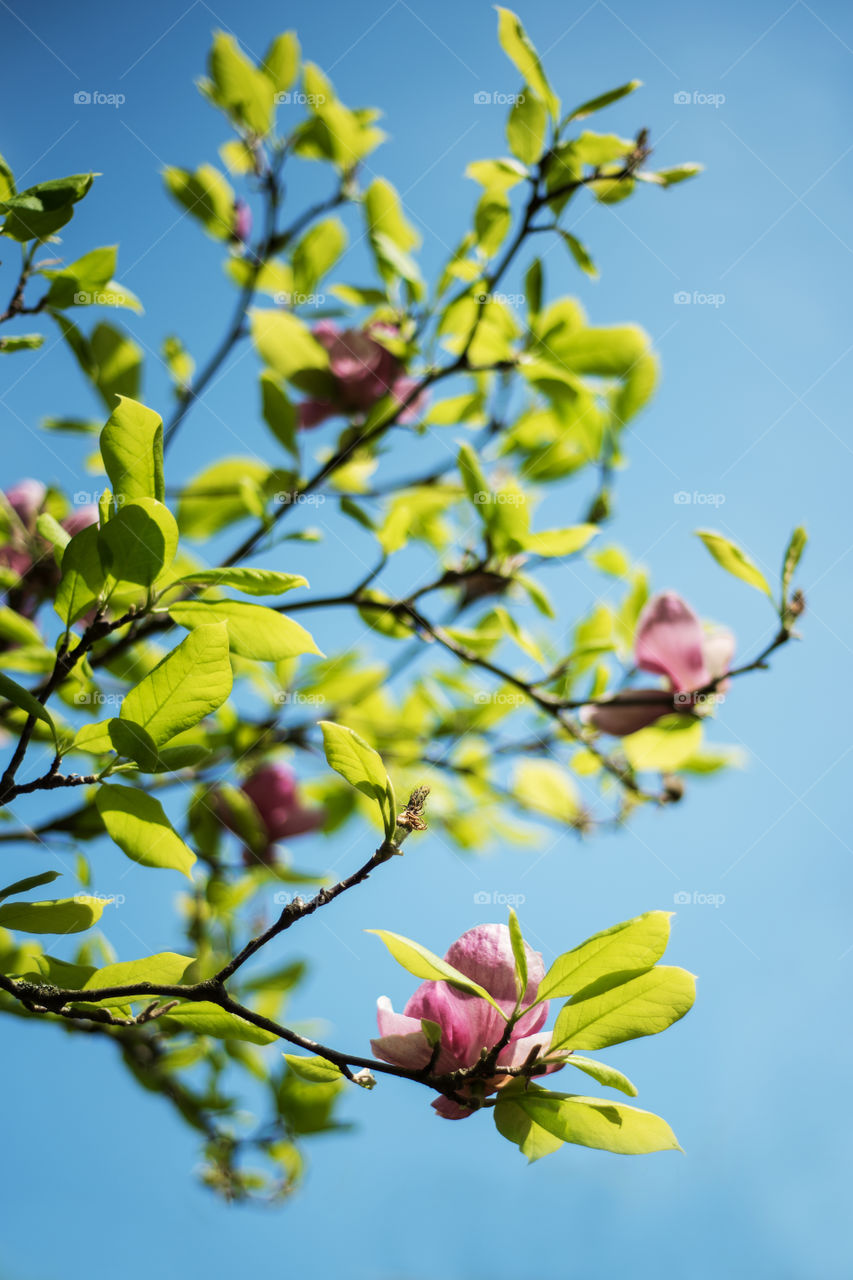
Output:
[
  {"left": 635, "top": 592, "right": 711, "bottom": 692},
  {"left": 431, "top": 1094, "right": 474, "bottom": 1120},
  {"left": 370, "top": 1031, "right": 432, "bottom": 1070},
  {"left": 375, "top": 995, "right": 423, "bottom": 1040},
  {"left": 702, "top": 626, "right": 735, "bottom": 681},
  {"left": 581, "top": 688, "right": 675, "bottom": 737}
]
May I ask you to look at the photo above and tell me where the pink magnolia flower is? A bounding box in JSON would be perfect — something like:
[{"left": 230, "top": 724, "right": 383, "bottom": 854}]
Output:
[
  {"left": 371, "top": 923, "right": 563, "bottom": 1119},
  {"left": 5, "top": 479, "right": 47, "bottom": 526},
  {"left": 239, "top": 763, "right": 324, "bottom": 863},
  {"left": 298, "top": 322, "right": 426, "bottom": 428},
  {"left": 232, "top": 198, "right": 252, "bottom": 246},
  {"left": 62, "top": 504, "right": 99, "bottom": 537},
  {"left": 584, "top": 591, "right": 735, "bottom": 737}
]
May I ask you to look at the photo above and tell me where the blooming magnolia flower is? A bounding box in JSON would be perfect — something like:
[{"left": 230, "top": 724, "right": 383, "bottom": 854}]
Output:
[
  {"left": 584, "top": 591, "right": 735, "bottom": 737},
  {"left": 239, "top": 762, "right": 324, "bottom": 863},
  {"left": 298, "top": 321, "right": 426, "bottom": 428},
  {"left": 371, "top": 923, "right": 563, "bottom": 1119}
]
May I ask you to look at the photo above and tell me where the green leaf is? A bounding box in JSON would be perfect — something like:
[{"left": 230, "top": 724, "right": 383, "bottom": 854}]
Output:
[
  {"left": 0, "top": 173, "right": 94, "bottom": 241},
  {"left": 35, "top": 512, "right": 71, "bottom": 560},
  {"left": 54, "top": 524, "right": 105, "bottom": 626},
  {"left": 536, "top": 911, "right": 672, "bottom": 1003},
  {"left": 120, "top": 623, "right": 232, "bottom": 746},
  {"left": 365, "top": 177, "right": 420, "bottom": 253},
  {"left": 162, "top": 163, "right": 235, "bottom": 240},
  {"left": 0, "top": 333, "right": 44, "bottom": 352},
  {"left": 0, "top": 672, "right": 57, "bottom": 745},
  {"left": 622, "top": 717, "right": 703, "bottom": 773},
  {"left": 99, "top": 497, "right": 178, "bottom": 589},
  {"left": 291, "top": 217, "right": 347, "bottom": 295},
  {"left": 508, "top": 907, "right": 527, "bottom": 995},
  {"left": 696, "top": 530, "right": 773, "bottom": 598},
  {"left": 782, "top": 525, "right": 807, "bottom": 603},
  {"left": 95, "top": 783, "right": 196, "bottom": 878},
  {"left": 564, "top": 80, "right": 642, "bottom": 124},
  {"left": 319, "top": 720, "right": 390, "bottom": 808},
  {"left": 523, "top": 524, "right": 598, "bottom": 556},
  {"left": 0, "top": 895, "right": 108, "bottom": 934},
  {"left": 249, "top": 310, "right": 330, "bottom": 382},
  {"left": 206, "top": 30, "right": 274, "bottom": 136},
  {"left": 80, "top": 951, "right": 194, "bottom": 1007},
  {"left": 161, "top": 1001, "right": 276, "bottom": 1044},
  {"left": 563, "top": 1055, "right": 638, "bottom": 1096},
  {"left": 367, "top": 928, "right": 506, "bottom": 1015},
  {"left": 494, "top": 1093, "right": 565, "bottom": 1160},
  {"left": 514, "top": 1087, "right": 681, "bottom": 1154},
  {"left": 175, "top": 567, "right": 307, "bottom": 597},
  {"left": 550, "top": 965, "right": 696, "bottom": 1051},
  {"left": 177, "top": 457, "right": 272, "bottom": 540},
  {"left": 169, "top": 599, "right": 322, "bottom": 661},
  {"left": 283, "top": 1054, "right": 343, "bottom": 1083},
  {"left": 507, "top": 91, "right": 547, "bottom": 165},
  {"left": 106, "top": 718, "right": 161, "bottom": 771},
  {"left": 100, "top": 397, "right": 164, "bottom": 504},
  {"left": 457, "top": 441, "right": 490, "bottom": 508},
  {"left": 653, "top": 164, "right": 703, "bottom": 187},
  {"left": 0, "top": 870, "right": 61, "bottom": 902},
  {"left": 495, "top": 8, "right": 559, "bottom": 119},
  {"left": 559, "top": 231, "right": 598, "bottom": 279},
  {"left": 260, "top": 372, "right": 299, "bottom": 459},
  {"left": 262, "top": 31, "right": 300, "bottom": 93},
  {"left": 513, "top": 758, "right": 580, "bottom": 823}
]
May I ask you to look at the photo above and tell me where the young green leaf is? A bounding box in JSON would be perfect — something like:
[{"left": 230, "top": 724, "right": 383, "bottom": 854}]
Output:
[
  {"left": 563, "top": 80, "right": 642, "bottom": 124},
  {"left": 494, "top": 1092, "right": 565, "bottom": 1161},
  {"left": 513, "top": 1087, "right": 681, "bottom": 1154},
  {"left": 174, "top": 568, "right": 307, "bottom": 598},
  {"left": 536, "top": 911, "right": 672, "bottom": 1003},
  {"left": 319, "top": 721, "right": 390, "bottom": 810},
  {"left": 367, "top": 928, "right": 506, "bottom": 1016},
  {"left": 550, "top": 965, "right": 696, "bottom": 1051},
  {"left": 120, "top": 623, "right": 232, "bottom": 745},
  {"left": 160, "top": 1002, "right": 276, "bottom": 1044},
  {"left": 508, "top": 907, "right": 528, "bottom": 996},
  {"left": 169, "top": 599, "right": 323, "bottom": 661},
  {"left": 558, "top": 230, "right": 599, "bottom": 279},
  {"left": 0, "top": 895, "right": 109, "bottom": 934},
  {"left": 99, "top": 497, "right": 178, "bottom": 589},
  {"left": 96, "top": 784, "right": 197, "bottom": 878},
  {"left": 283, "top": 1054, "right": 344, "bottom": 1083},
  {"left": 781, "top": 525, "right": 807, "bottom": 603},
  {"left": 0, "top": 870, "right": 62, "bottom": 902},
  {"left": 99, "top": 396, "right": 164, "bottom": 504},
  {"left": 495, "top": 8, "right": 559, "bottom": 119},
  {"left": 80, "top": 952, "right": 194, "bottom": 1007},
  {"left": 0, "top": 672, "right": 58, "bottom": 746},
  {"left": 562, "top": 1055, "right": 638, "bottom": 1096},
  {"left": 696, "top": 530, "right": 773, "bottom": 598},
  {"left": 54, "top": 524, "right": 105, "bottom": 626}
]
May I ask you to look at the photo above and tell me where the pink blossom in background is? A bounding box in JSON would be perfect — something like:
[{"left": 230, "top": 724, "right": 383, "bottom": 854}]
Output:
[
  {"left": 297, "top": 322, "right": 426, "bottom": 428},
  {"left": 583, "top": 591, "right": 735, "bottom": 737},
  {"left": 232, "top": 198, "right": 252, "bottom": 246},
  {"left": 371, "top": 923, "right": 564, "bottom": 1119},
  {"left": 238, "top": 762, "right": 324, "bottom": 863}
]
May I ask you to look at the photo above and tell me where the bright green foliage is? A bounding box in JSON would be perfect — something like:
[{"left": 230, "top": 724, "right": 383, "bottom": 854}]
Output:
[{"left": 0, "top": 10, "right": 803, "bottom": 1203}]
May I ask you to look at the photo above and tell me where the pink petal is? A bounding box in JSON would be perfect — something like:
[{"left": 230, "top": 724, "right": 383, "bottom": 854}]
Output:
[
  {"left": 702, "top": 626, "right": 735, "bottom": 681},
  {"left": 298, "top": 399, "right": 335, "bottom": 429},
  {"left": 445, "top": 923, "right": 544, "bottom": 1009},
  {"left": 581, "top": 688, "right": 676, "bottom": 737},
  {"left": 635, "top": 592, "right": 711, "bottom": 692},
  {"left": 497, "top": 1032, "right": 565, "bottom": 1078},
  {"left": 431, "top": 1094, "right": 474, "bottom": 1120}
]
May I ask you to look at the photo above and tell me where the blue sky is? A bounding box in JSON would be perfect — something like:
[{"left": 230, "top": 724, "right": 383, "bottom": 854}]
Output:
[{"left": 2, "top": 0, "right": 852, "bottom": 1277}]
